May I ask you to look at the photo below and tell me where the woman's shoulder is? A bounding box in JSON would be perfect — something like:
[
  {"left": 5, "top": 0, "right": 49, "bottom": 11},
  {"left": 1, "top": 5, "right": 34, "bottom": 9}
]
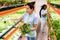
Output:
[
  {"left": 23, "top": 13, "right": 28, "bottom": 16},
  {"left": 41, "top": 9, "right": 47, "bottom": 13},
  {"left": 41, "top": 9, "right": 45, "bottom": 11}
]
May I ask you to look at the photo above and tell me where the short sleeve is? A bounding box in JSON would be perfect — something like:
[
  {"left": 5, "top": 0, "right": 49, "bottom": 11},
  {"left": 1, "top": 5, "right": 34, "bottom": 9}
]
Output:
[
  {"left": 41, "top": 10, "right": 47, "bottom": 15},
  {"left": 33, "top": 17, "right": 38, "bottom": 24},
  {"left": 41, "top": 10, "right": 44, "bottom": 15},
  {"left": 45, "top": 10, "right": 47, "bottom": 14},
  {"left": 21, "top": 14, "right": 26, "bottom": 19}
]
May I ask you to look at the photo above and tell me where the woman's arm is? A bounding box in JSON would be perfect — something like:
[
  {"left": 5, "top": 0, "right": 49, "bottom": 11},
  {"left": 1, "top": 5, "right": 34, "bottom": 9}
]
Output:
[
  {"left": 41, "top": 10, "right": 47, "bottom": 17},
  {"left": 10, "top": 14, "right": 26, "bottom": 20},
  {"left": 30, "top": 16, "right": 38, "bottom": 30},
  {"left": 42, "top": 13, "right": 47, "bottom": 17},
  {"left": 31, "top": 24, "right": 38, "bottom": 31},
  {"left": 10, "top": 17, "right": 23, "bottom": 20}
]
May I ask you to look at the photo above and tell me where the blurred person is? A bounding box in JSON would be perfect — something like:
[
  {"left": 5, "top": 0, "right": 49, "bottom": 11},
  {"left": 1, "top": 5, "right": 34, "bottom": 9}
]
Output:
[
  {"left": 18, "top": 2, "right": 38, "bottom": 40},
  {"left": 39, "top": 4, "right": 48, "bottom": 40}
]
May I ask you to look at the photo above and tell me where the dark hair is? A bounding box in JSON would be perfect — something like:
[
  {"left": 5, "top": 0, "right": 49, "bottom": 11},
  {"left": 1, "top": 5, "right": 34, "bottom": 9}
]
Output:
[
  {"left": 26, "top": 2, "right": 35, "bottom": 10},
  {"left": 31, "top": 2, "right": 35, "bottom": 5},
  {"left": 39, "top": 4, "right": 47, "bottom": 17}
]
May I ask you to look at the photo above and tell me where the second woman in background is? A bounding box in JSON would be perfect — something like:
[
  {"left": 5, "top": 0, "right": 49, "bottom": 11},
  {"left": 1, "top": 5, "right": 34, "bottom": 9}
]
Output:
[{"left": 39, "top": 4, "right": 48, "bottom": 40}]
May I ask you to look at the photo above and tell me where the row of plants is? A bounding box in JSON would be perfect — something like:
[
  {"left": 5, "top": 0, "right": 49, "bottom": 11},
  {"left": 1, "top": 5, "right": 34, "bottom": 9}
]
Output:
[
  {"left": 0, "top": 0, "right": 25, "bottom": 7},
  {"left": 50, "top": 0, "right": 60, "bottom": 9},
  {"left": 0, "top": 8, "right": 32, "bottom": 40},
  {"left": 48, "top": 8, "right": 60, "bottom": 40},
  {"left": 0, "top": 9, "right": 26, "bottom": 33}
]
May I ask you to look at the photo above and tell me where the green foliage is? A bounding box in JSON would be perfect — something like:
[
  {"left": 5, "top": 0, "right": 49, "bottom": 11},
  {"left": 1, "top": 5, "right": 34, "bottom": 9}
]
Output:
[
  {"left": 20, "top": 23, "right": 31, "bottom": 35},
  {"left": 0, "top": 0, "right": 26, "bottom": 5},
  {"left": 50, "top": 0, "right": 60, "bottom": 4},
  {"left": 0, "top": 9, "right": 25, "bottom": 32},
  {"left": 48, "top": 8, "right": 60, "bottom": 40},
  {"left": 16, "top": 9, "right": 26, "bottom": 14}
]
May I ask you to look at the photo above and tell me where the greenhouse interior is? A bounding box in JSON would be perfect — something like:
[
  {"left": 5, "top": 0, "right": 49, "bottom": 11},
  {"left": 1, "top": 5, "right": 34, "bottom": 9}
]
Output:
[{"left": 0, "top": 0, "right": 60, "bottom": 40}]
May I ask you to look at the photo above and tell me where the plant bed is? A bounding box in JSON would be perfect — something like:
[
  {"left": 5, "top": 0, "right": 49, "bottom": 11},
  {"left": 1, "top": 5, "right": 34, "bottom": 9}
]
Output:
[
  {"left": 50, "top": 1, "right": 60, "bottom": 9},
  {"left": 0, "top": 9, "right": 26, "bottom": 39},
  {"left": 50, "top": 3, "right": 60, "bottom": 9},
  {"left": 48, "top": 8, "right": 60, "bottom": 40},
  {"left": 0, "top": 4, "right": 24, "bottom": 12}
]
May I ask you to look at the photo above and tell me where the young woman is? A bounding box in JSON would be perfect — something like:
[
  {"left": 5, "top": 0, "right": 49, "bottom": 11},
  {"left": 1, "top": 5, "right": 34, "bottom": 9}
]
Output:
[
  {"left": 39, "top": 4, "right": 48, "bottom": 40},
  {"left": 18, "top": 2, "right": 38, "bottom": 40}
]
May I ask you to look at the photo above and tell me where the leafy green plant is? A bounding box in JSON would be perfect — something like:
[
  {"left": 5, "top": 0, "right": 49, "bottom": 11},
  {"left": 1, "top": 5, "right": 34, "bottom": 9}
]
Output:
[
  {"left": 48, "top": 8, "right": 60, "bottom": 40},
  {"left": 20, "top": 23, "right": 31, "bottom": 35}
]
